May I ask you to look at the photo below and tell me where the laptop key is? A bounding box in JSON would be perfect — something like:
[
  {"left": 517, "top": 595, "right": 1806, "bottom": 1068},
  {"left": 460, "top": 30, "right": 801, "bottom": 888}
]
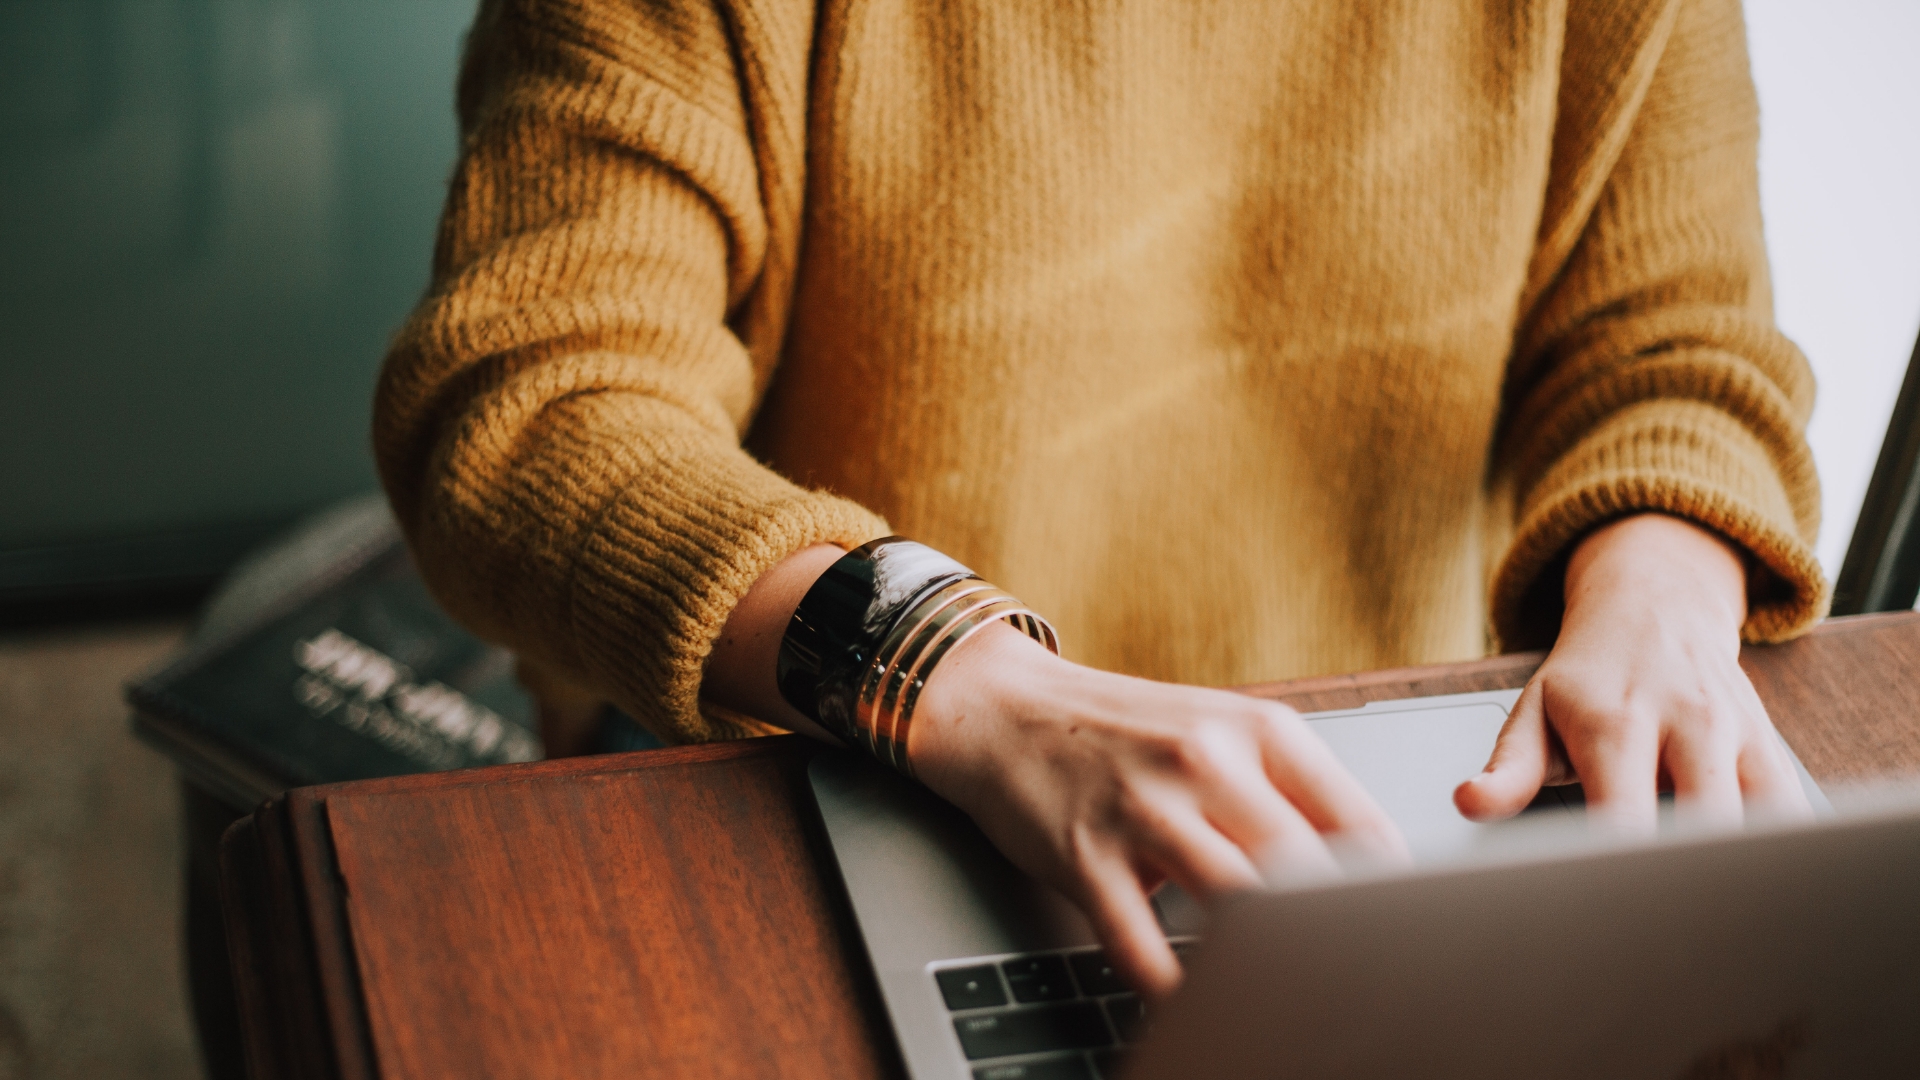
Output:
[
  {"left": 1102, "top": 994, "right": 1145, "bottom": 1043},
  {"left": 973, "top": 1056, "right": 1095, "bottom": 1080},
  {"left": 1067, "top": 950, "right": 1129, "bottom": 997},
  {"left": 954, "top": 1002, "right": 1113, "bottom": 1059},
  {"left": 1090, "top": 1049, "right": 1129, "bottom": 1079},
  {"left": 1002, "top": 955, "right": 1076, "bottom": 1003},
  {"left": 938, "top": 965, "right": 1009, "bottom": 1010}
]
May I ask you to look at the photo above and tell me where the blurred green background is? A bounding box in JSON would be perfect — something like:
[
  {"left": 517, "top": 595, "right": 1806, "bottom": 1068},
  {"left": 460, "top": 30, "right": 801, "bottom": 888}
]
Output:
[{"left": 0, "top": 0, "right": 475, "bottom": 613}]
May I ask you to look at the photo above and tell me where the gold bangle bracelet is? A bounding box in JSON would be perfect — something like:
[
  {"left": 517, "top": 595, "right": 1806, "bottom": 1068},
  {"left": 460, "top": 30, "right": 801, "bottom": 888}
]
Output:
[
  {"left": 855, "top": 584, "right": 1013, "bottom": 766},
  {"left": 853, "top": 580, "right": 1058, "bottom": 776},
  {"left": 856, "top": 580, "right": 1000, "bottom": 747},
  {"left": 883, "top": 601, "right": 1046, "bottom": 775},
  {"left": 874, "top": 595, "right": 1025, "bottom": 769},
  {"left": 776, "top": 537, "right": 1056, "bottom": 772}
]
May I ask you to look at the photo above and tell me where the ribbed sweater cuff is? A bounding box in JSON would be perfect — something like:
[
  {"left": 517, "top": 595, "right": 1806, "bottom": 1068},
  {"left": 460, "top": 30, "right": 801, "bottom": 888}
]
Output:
[
  {"left": 558, "top": 441, "right": 888, "bottom": 743},
  {"left": 1491, "top": 399, "right": 1828, "bottom": 650}
]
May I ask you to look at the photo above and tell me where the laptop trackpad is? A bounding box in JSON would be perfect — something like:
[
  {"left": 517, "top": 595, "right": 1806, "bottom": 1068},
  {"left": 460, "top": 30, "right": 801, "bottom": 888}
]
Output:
[
  {"left": 1306, "top": 699, "right": 1516, "bottom": 862},
  {"left": 1306, "top": 692, "right": 1828, "bottom": 865}
]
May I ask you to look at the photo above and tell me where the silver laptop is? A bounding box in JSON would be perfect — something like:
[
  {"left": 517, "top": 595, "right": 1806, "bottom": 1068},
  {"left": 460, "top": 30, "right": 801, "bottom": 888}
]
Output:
[{"left": 808, "top": 689, "right": 1917, "bottom": 1079}]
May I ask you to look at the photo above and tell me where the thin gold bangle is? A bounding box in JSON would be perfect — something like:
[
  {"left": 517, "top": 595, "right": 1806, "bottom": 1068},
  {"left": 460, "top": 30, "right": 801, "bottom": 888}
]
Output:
[
  {"left": 856, "top": 586, "right": 1016, "bottom": 766},
  {"left": 876, "top": 595, "right": 1025, "bottom": 769},
  {"left": 856, "top": 588, "right": 1057, "bottom": 776},
  {"left": 889, "top": 605, "right": 1043, "bottom": 774},
  {"left": 854, "top": 580, "right": 998, "bottom": 758}
]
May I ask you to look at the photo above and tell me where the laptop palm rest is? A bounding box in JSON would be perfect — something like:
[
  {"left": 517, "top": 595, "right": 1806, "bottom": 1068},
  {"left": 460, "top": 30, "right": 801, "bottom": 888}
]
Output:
[
  {"left": 808, "top": 692, "right": 1529, "bottom": 1078},
  {"left": 812, "top": 751, "right": 1099, "bottom": 960},
  {"left": 808, "top": 688, "right": 1830, "bottom": 1079}
]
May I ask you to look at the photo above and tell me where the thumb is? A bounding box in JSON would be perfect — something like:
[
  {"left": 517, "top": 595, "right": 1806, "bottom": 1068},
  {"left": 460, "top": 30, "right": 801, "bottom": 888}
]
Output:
[{"left": 1454, "top": 679, "right": 1550, "bottom": 822}]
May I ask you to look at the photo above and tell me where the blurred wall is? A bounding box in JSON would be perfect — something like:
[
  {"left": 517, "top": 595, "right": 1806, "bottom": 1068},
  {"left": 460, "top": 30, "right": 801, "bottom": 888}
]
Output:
[
  {"left": 0, "top": 0, "right": 476, "bottom": 604},
  {"left": 1748, "top": 0, "right": 1920, "bottom": 580}
]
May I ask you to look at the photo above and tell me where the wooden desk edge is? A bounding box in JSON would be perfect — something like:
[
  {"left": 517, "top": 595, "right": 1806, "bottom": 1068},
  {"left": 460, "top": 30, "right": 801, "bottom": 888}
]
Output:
[
  {"left": 219, "top": 611, "right": 1920, "bottom": 1080},
  {"left": 221, "top": 800, "right": 349, "bottom": 1080}
]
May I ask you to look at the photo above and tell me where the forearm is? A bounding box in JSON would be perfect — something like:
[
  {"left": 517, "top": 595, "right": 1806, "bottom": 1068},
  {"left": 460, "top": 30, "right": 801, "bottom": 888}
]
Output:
[
  {"left": 699, "top": 543, "right": 1054, "bottom": 774},
  {"left": 1488, "top": 0, "right": 1821, "bottom": 651},
  {"left": 700, "top": 543, "right": 850, "bottom": 741},
  {"left": 698, "top": 544, "right": 1048, "bottom": 765},
  {"left": 378, "top": 0, "right": 893, "bottom": 742}
]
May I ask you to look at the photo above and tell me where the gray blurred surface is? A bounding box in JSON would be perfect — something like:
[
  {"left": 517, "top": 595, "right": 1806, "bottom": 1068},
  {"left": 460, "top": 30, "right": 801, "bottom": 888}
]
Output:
[
  {"left": 0, "top": 0, "right": 474, "bottom": 559},
  {"left": 0, "top": 621, "right": 199, "bottom": 1080},
  {"left": 193, "top": 492, "right": 396, "bottom": 644}
]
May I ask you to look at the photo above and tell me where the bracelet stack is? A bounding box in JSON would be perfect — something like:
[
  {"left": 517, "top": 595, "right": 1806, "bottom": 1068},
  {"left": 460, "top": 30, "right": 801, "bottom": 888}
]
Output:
[{"left": 776, "top": 537, "right": 1059, "bottom": 776}]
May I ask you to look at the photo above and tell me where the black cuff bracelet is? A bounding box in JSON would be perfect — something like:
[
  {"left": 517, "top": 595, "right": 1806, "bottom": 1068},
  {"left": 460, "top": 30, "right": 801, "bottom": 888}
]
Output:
[{"left": 775, "top": 537, "right": 1058, "bottom": 775}]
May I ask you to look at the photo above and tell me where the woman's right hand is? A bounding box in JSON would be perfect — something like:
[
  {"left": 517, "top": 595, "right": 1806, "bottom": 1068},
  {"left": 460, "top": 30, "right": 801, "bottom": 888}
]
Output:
[
  {"left": 698, "top": 543, "right": 1407, "bottom": 1000},
  {"left": 908, "top": 621, "right": 1409, "bottom": 1000}
]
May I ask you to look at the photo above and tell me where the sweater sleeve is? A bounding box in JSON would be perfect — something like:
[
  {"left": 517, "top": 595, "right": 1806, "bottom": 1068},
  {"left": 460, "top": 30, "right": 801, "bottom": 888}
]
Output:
[
  {"left": 1489, "top": 0, "right": 1827, "bottom": 650},
  {"left": 373, "top": 0, "right": 887, "bottom": 742}
]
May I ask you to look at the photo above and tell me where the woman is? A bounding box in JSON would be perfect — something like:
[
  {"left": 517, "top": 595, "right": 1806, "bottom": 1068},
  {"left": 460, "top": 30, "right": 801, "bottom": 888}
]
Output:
[{"left": 376, "top": 0, "right": 1825, "bottom": 997}]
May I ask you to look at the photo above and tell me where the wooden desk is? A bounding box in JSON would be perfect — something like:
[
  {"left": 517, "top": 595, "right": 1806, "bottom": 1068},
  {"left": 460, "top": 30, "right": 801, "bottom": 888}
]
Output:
[{"left": 221, "top": 612, "right": 1920, "bottom": 1080}]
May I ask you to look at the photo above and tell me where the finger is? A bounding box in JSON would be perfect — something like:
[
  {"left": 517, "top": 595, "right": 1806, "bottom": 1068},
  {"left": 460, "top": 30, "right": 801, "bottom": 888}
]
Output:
[
  {"left": 1253, "top": 709, "right": 1408, "bottom": 859},
  {"left": 1562, "top": 708, "right": 1661, "bottom": 835},
  {"left": 1191, "top": 755, "right": 1348, "bottom": 886},
  {"left": 1134, "top": 803, "right": 1267, "bottom": 899},
  {"left": 1071, "top": 854, "right": 1182, "bottom": 1001},
  {"left": 1719, "top": 675, "right": 1815, "bottom": 821},
  {"left": 1662, "top": 725, "right": 1744, "bottom": 829},
  {"left": 1193, "top": 735, "right": 1334, "bottom": 866},
  {"left": 1255, "top": 825, "right": 1346, "bottom": 890},
  {"left": 1177, "top": 719, "right": 1368, "bottom": 881},
  {"left": 1454, "top": 679, "right": 1550, "bottom": 822},
  {"left": 1737, "top": 728, "right": 1814, "bottom": 821}
]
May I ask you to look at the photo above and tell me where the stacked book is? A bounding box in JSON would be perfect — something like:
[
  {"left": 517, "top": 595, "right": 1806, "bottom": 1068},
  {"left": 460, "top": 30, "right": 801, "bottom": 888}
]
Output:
[{"left": 128, "top": 497, "right": 551, "bottom": 813}]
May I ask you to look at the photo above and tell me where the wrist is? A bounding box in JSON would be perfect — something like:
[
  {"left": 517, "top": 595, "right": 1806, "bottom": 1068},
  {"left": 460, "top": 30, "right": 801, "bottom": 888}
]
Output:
[
  {"left": 703, "top": 543, "right": 851, "bottom": 739},
  {"left": 767, "top": 537, "right": 1061, "bottom": 774},
  {"left": 1564, "top": 513, "right": 1747, "bottom": 633},
  {"left": 908, "top": 620, "right": 1069, "bottom": 792}
]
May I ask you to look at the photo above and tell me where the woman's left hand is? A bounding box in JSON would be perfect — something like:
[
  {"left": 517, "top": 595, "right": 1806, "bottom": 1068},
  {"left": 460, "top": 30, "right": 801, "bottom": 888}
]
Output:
[{"left": 1454, "top": 512, "right": 1813, "bottom": 832}]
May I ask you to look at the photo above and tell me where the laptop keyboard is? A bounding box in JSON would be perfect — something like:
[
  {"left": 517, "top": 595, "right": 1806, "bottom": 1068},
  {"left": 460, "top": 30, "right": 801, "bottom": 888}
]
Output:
[{"left": 932, "top": 941, "right": 1194, "bottom": 1079}]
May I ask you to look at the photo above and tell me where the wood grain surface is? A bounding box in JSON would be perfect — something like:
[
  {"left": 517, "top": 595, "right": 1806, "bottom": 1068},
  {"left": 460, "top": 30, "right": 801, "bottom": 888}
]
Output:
[
  {"left": 222, "top": 612, "right": 1920, "bottom": 1080},
  {"left": 295, "top": 740, "right": 902, "bottom": 1080},
  {"left": 1732, "top": 611, "right": 1920, "bottom": 784}
]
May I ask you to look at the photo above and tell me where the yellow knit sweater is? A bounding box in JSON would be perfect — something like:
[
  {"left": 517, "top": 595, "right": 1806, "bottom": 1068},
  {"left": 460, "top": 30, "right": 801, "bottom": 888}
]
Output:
[{"left": 376, "top": 0, "right": 1826, "bottom": 743}]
